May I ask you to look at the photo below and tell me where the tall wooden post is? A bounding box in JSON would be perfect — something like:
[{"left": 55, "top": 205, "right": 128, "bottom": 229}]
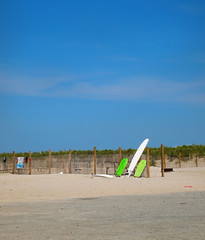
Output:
[
  {"left": 161, "top": 144, "right": 164, "bottom": 177},
  {"left": 179, "top": 152, "right": 181, "bottom": 168},
  {"left": 29, "top": 151, "right": 31, "bottom": 175},
  {"left": 94, "top": 147, "right": 96, "bottom": 175},
  {"left": 119, "top": 147, "right": 122, "bottom": 163},
  {"left": 68, "top": 149, "right": 72, "bottom": 174},
  {"left": 12, "top": 151, "right": 15, "bottom": 174},
  {"left": 195, "top": 153, "right": 198, "bottom": 167},
  {"left": 48, "top": 149, "right": 51, "bottom": 174},
  {"left": 146, "top": 147, "right": 150, "bottom": 178}
]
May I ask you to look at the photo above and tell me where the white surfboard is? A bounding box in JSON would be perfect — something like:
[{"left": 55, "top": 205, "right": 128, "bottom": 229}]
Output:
[
  {"left": 93, "top": 174, "right": 114, "bottom": 179},
  {"left": 126, "top": 138, "right": 149, "bottom": 177}
]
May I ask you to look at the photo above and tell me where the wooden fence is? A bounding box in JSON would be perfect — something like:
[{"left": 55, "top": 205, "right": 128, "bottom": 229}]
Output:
[{"left": 0, "top": 147, "right": 204, "bottom": 176}]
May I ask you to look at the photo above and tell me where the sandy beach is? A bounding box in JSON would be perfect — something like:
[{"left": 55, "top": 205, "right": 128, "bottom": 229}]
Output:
[
  {"left": 1, "top": 167, "right": 205, "bottom": 239},
  {"left": 1, "top": 166, "right": 205, "bottom": 203}
]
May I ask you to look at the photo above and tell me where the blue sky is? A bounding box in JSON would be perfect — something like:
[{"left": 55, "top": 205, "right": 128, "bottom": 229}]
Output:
[{"left": 0, "top": 0, "right": 205, "bottom": 152}]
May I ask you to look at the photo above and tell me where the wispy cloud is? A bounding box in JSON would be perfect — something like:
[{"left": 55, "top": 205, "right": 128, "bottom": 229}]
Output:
[
  {"left": 55, "top": 78, "right": 205, "bottom": 104},
  {"left": 0, "top": 72, "right": 204, "bottom": 104},
  {"left": 0, "top": 74, "right": 72, "bottom": 97}
]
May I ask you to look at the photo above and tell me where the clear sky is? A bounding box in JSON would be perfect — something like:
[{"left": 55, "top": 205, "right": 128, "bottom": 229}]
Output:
[{"left": 0, "top": 0, "right": 205, "bottom": 153}]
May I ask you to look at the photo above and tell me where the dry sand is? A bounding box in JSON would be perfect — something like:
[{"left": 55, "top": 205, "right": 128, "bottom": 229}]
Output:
[
  {"left": 0, "top": 167, "right": 205, "bottom": 240},
  {"left": 1, "top": 166, "right": 205, "bottom": 203}
]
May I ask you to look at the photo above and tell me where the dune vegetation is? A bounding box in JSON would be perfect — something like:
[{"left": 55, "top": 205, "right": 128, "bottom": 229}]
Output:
[{"left": 0, "top": 144, "right": 204, "bottom": 158}]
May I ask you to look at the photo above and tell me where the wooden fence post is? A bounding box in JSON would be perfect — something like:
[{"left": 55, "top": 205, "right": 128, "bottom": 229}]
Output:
[
  {"left": 195, "top": 153, "right": 198, "bottom": 167},
  {"left": 29, "top": 151, "right": 31, "bottom": 175},
  {"left": 48, "top": 149, "right": 51, "bottom": 174},
  {"left": 179, "top": 152, "right": 181, "bottom": 168},
  {"left": 12, "top": 151, "right": 15, "bottom": 174},
  {"left": 94, "top": 147, "right": 96, "bottom": 175},
  {"left": 119, "top": 147, "right": 122, "bottom": 163},
  {"left": 146, "top": 147, "right": 150, "bottom": 178},
  {"left": 161, "top": 144, "right": 164, "bottom": 177},
  {"left": 68, "top": 149, "right": 72, "bottom": 174}
]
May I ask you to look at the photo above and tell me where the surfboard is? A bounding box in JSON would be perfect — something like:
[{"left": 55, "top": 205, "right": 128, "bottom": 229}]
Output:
[
  {"left": 115, "top": 158, "right": 128, "bottom": 177},
  {"left": 126, "top": 138, "right": 149, "bottom": 177},
  {"left": 93, "top": 174, "right": 114, "bottom": 178},
  {"left": 134, "top": 160, "right": 147, "bottom": 178}
]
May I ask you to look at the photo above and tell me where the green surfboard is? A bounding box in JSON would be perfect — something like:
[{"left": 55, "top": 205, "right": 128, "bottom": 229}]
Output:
[
  {"left": 115, "top": 158, "right": 128, "bottom": 177},
  {"left": 134, "top": 160, "right": 147, "bottom": 178}
]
